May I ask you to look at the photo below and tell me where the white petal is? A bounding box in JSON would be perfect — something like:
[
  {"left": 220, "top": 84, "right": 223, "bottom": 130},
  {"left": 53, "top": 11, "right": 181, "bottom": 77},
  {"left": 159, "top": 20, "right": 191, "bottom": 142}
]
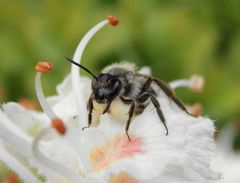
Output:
[
  {"left": 41, "top": 137, "right": 84, "bottom": 174},
  {"left": 0, "top": 109, "right": 63, "bottom": 182},
  {"left": 56, "top": 74, "right": 72, "bottom": 97},
  {"left": 48, "top": 76, "right": 92, "bottom": 128},
  {"left": 211, "top": 126, "right": 240, "bottom": 183},
  {"left": 0, "top": 143, "right": 41, "bottom": 183},
  {"left": 2, "top": 102, "right": 48, "bottom": 135},
  {"left": 0, "top": 109, "right": 33, "bottom": 157},
  {"left": 32, "top": 127, "right": 83, "bottom": 183},
  {"left": 83, "top": 92, "right": 221, "bottom": 182}
]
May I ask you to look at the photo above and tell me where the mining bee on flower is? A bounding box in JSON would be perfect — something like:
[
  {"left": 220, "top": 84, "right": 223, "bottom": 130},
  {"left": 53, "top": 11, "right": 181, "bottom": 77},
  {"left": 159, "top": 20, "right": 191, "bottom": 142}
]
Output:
[{"left": 65, "top": 56, "right": 191, "bottom": 140}]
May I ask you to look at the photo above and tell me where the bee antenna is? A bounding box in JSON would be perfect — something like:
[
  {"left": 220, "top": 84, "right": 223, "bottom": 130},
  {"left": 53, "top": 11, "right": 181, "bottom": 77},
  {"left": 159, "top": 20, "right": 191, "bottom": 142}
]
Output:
[{"left": 64, "top": 56, "right": 98, "bottom": 81}]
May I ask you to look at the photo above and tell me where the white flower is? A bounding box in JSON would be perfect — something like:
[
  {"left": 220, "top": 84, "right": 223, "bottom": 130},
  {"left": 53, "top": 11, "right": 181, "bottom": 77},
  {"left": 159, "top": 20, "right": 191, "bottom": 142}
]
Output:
[
  {"left": 211, "top": 125, "right": 240, "bottom": 183},
  {"left": 0, "top": 15, "right": 220, "bottom": 183}
]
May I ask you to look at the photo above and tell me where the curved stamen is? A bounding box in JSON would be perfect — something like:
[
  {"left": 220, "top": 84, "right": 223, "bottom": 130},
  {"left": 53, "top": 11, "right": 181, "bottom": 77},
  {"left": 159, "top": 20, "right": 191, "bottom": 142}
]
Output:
[
  {"left": 35, "top": 72, "right": 56, "bottom": 119},
  {"left": 169, "top": 79, "right": 190, "bottom": 89},
  {"left": 32, "top": 127, "right": 82, "bottom": 183},
  {"left": 34, "top": 62, "right": 82, "bottom": 180},
  {"left": 35, "top": 62, "right": 56, "bottom": 120},
  {"left": 169, "top": 74, "right": 204, "bottom": 93},
  {"left": 71, "top": 15, "right": 119, "bottom": 127},
  {"left": 35, "top": 62, "right": 67, "bottom": 135}
]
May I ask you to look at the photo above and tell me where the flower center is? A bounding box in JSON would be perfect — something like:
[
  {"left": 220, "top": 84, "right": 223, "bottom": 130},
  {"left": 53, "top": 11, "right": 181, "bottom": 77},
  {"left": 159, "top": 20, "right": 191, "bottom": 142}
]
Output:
[{"left": 90, "top": 134, "right": 144, "bottom": 171}]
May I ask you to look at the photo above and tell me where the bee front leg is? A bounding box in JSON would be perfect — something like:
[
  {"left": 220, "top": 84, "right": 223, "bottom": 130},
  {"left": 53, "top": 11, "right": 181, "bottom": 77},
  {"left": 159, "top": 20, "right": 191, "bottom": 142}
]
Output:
[
  {"left": 82, "top": 97, "right": 93, "bottom": 131},
  {"left": 102, "top": 101, "right": 112, "bottom": 114},
  {"left": 120, "top": 97, "right": 135, "bottom": 141}
]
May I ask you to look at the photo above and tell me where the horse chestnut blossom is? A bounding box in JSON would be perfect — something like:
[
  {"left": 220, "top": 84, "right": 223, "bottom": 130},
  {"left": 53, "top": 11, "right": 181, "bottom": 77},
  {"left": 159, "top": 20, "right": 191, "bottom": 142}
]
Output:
[{"left": 0, "top": 16, "right": 220, "bottom": 183}]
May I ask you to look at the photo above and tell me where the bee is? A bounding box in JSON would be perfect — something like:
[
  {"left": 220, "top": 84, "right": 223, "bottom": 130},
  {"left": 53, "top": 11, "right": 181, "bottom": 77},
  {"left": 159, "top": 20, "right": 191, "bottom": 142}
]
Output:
[{"left": 65, "top": 56, "right": 191, "bottom": 140}]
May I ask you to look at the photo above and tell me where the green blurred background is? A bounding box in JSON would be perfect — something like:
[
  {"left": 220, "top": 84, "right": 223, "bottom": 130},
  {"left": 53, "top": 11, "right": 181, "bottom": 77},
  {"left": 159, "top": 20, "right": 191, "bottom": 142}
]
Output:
[
  {"left": 0, "top": 0, "right": 240, "bottom": 177},
  {"left": 0, "top": 0, "right": 240, "bottom": 181}
]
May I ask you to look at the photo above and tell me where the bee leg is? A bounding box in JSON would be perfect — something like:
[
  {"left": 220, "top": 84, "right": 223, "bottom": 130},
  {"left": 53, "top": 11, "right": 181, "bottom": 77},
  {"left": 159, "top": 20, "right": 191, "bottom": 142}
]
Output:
[
  {"left": 137, "top": 93, "right": 168, "bottom": 135},
  {"left": 150, "top": 95, "right": 168, "bottom": 135},
  {"left": 103, "top": 101, "right": 112, "bottom": 114},
  {"left": 126, "top": 101, "right": 135, "bottom": 141},
  {"left": 103, "top": 80, "right": 122, "bottom": 114},
  {"left": 82, "top": 97, "right": 93, "bottom": 131},
  {"left": 141, "top": 77, "right": 153, "bottom": 91},
  {"left": 120, "top": 97, "right": 135, "bottom": 141},
  {"left": 153, "top": 78, "right": 192, "bottom": 116}
]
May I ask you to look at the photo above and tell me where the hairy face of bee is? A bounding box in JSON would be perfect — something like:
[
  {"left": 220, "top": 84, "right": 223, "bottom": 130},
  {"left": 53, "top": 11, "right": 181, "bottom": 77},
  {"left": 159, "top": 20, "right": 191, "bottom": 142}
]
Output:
[{"left": 91, "top": 74, "right": 122, "bottom": 103}]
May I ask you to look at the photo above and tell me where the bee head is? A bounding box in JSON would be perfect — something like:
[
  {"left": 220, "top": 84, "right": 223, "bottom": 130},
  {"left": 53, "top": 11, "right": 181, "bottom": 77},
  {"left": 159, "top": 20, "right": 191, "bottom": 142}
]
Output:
[
  {"left": 92, "top": 74, "right": 121, "bottom": 103},
  {"left": 64, "top": 57, "right": 122, "bottom": 104}
]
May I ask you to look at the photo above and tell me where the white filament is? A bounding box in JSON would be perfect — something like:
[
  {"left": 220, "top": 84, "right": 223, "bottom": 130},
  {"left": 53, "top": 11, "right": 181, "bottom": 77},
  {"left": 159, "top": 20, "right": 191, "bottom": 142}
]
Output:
[
  {"left": 169, "top": 75, "right": 204, "bottom": 91},
  {"left": 35, "top": 72, "right": 83, "bottom": 181},
  {"left": 32, "top": 127, "right": 82, "bottom": 183},
  {"left": 35, "top": 72, "right": 56, "bottom": 120},
  {"left": 169, "top": 79, "right": 191, "bottom": 90},
  {"left": 71, "top": 19, "right": 108, "bottom": 127},
  {"left": 0, "top": 146, "right": 41, "bottom": 183}
]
